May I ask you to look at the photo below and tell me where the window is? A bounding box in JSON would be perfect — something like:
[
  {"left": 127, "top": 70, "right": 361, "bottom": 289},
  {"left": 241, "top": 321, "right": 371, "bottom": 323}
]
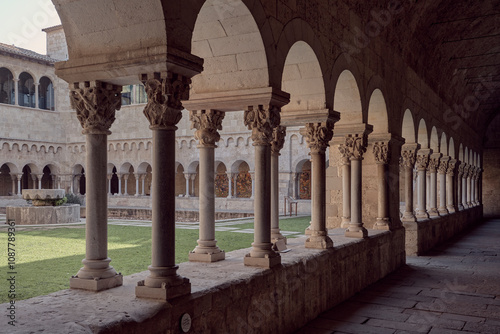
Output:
[
  {"left": 18, "top": 72, "right": 35, "bottom": 108},
  {"left": 0, "top": 67, "right": 15, "bottom": 105},
  {"left": 39, "top": 76, "right": 55, "bottom": 110}
]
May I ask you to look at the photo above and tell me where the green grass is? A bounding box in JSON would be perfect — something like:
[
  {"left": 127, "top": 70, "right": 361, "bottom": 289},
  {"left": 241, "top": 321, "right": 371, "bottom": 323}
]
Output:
[{"left": 0, "top": 216, "right": 309, "bottom": 303}]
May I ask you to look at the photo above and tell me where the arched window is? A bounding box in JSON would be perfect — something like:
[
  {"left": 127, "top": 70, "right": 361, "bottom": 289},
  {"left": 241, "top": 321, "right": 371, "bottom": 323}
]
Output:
[
  {"left": 0, "top": 67, "right": 15, "bottom": 105},
  {"left": 39, "top": 76, "right": 55, "bottom": 110},
  {"left": 18, "top": 72, "right": 35, "bottom": 108}
]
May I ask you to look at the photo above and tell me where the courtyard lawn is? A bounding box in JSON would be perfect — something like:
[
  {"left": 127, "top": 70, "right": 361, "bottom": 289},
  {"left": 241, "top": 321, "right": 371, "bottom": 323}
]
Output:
[{"left": 0, "top": 216, "right": 310, "bottom": 303}]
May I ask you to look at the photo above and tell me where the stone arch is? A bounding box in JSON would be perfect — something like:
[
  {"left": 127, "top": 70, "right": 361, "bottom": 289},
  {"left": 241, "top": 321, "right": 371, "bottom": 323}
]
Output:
[
  {"left": 190, "top": 0, "right": 270, "bottom": 95},
  {"left": 333, "top": 69, "right": 363, "bottom": 125},
  {"left": 367, "top": 88, "right": 389, "bottom": 134},
  {"left": 41, "top": 164, "right": 58, "bottom": 189},
  {"left": 236, "top": 137, "right": 245, "bottom": 147},
  {"left": 464, "top": 147, "right": 469, "bottom": 163},
  {"left": 175, "top": 163, "right": 186, "bottom": 196},
  {"left": 430, "top": 126, "right": 439, "bottom": 152},
  {"left": 417, "top": 118, "right": 429, "bottom": 148},
  {"left": 0, "top": 67, "right": 15, "bottom": 105},
  {"left": 458, "top": 143, "right": 464, "bottom": 162},
  {"left": 231, "top": 160, "right": 251, "bottom": 198},
  {"left": 39, "top": 76, "right": 55, "bottom": 111},
  {"left": 189, "top": 139, "right": 196, "bottom": 149},
  {"left": 401, "top": 109, "right": 416, "bottom": 143},
  {"left": 215, "top": 161, "right": 229, "bottom": 197},
  {"left": 449, "top": 138, "right": 456, "bottom": 159},
  {"left": 18, "top": 72, "right": 36, "bottom": 108},
  {"left": 294, "top": 159, "right": 311, "bottom": 200},
  {"left": 0, "top": 163, "right": 16, "bottom": 196},
  {"left": 226, "top": 137, "right": 234, "bottom": 147},
  {"left": 440, "top": 132, "right": 448, "bottom": 156}
]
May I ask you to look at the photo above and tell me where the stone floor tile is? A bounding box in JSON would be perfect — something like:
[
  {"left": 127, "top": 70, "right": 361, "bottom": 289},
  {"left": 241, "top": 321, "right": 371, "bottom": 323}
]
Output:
[
  {"left": 463, "top": 321, "right": 500, "bottom": 334},
  {"left": 406, "top": 313, "right": 465, "bottom": 330},
  {"left": 350, "top": 295, "right": 417, "bottom": 309},
  {"left": 440, "top": 313, "right": 485, "bottom": 323},
  {"left": 307, "top": 318, "right": 396, "bottom": 334},
  {"left": 365, "top": 318, "right": 430, "bottom": 333},
  {"left": 293, "top": 325, "right": 333, "bottom": 334}
]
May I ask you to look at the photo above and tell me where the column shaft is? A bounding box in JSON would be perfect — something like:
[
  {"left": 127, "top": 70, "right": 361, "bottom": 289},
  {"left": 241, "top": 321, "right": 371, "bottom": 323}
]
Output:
[
  {"left": 271, "top": 152, "right": 286, "bottom": 244},
  {"left": 462, "top": 176, "right": 467, "bottom": 209},
  {"left": 227, "top": 173, "right": 232, "bottom": 198},
  {"left": 438, "top": 172, "right": 448, "bottom": 214},
  {"left": 346, "top": 158, "right": 367, "bottom": 237},
  {"left": 374, "top": 163, "right": 390, "bottom": 229},
  {"left": 428, "top": 171, "right": 439, "bottom": 216},
  {"left": 416, "top": 169, "right": 429, "bottom": 219},
  {"left": 341, "top": 163, "right": 351, "bottom": 228}
]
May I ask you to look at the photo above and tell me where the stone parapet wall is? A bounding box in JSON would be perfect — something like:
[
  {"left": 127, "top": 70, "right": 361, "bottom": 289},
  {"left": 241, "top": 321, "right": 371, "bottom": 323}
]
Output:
[
  {"left": 403, "top": 206, "right": 482, "bottom": 255},
  {"left": 6, "top": 204, "right": 80, "bottom": 225}
]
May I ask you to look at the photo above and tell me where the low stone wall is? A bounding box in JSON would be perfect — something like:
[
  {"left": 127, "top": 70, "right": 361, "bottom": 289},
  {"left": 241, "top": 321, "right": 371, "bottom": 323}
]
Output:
[
  {"left": 6, "top": 204, "right": 80, "bottom": 225},
  {"left": 8, "top": 228, "right": 405, "bottom": 333},
  {"left": 403, "top": 206, "right": 482, "bottom": 255},
  {"left": 80, "top": 206, "right": 254, "bottom": 221}
]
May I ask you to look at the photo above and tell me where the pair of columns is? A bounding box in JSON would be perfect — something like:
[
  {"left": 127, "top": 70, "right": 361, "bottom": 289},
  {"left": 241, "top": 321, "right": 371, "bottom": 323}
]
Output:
[
  {"left": 457, "top": 163, "right": 481, "bottom": 210},
  {"left": 183, "top": 173, "right": 196, "bottom": 197}
]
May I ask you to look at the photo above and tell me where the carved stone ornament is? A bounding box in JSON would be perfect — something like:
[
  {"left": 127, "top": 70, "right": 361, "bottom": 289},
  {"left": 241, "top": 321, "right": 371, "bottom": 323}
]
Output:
[
  {"left": 457, "top": 162, "right": 465, "bottom": 177},
  {"left": 244, "top": 105, "right": 280, "bottom": 146},
  {"left": 475, "top": 167, "right": 481, "bottom": 180},
  {"left": 438, "top": 158, "right": 449, "bottom": 174},
  {"left": 373, "top": 142, "right": 390, "bottom": 164},
  {"left": 302, "top": 120, "right": 335, "bottom": 153},
  {"left": 344, "top": 133, "right": 367, "bottom": 160},
  {"left": 338, "top": 144, "right": 351, "bottom": 165},
  {"left": 142, "top": 72, "right": 191, "bottom": 129},
  {"left": 427, "top": 156, "right": 441, "bottom": 173},
  {"left": 401, "top": 146, "right": 418, "bottom": 168},
  {"left": 190, "top": 109, "right": 225, "bottom": 146},
  {"left": 415, "top": 152, "right": 430, "bottom": 171},
  {"left": 271, "top": 125, "right": 286, "bottom": 154},
  {"left": 463, "top": 164, "right": 470, "bottom": 178},
  {"left": 446, "top": 159, "right": 456, "bottom": 176},
  {"left": 70, "top": 81, "right": 122, "bottom": 135}
]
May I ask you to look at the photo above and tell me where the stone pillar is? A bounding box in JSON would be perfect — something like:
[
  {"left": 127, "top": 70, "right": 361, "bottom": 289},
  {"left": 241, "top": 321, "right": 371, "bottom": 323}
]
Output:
[
  {"left": 35, "top": 83, "right": 39, "bottom": 109},
  {"left": 401, "top": 144, "right": 419, "bottom": 222},
  {"left": 184, "top": 173, "right": 190, "bottom": 197},
  {"left": 446, "top": 159, "right": 457, "bottom": 213},
  {"left": 243, "top": 105, "right": 281, "bottom": 267},
  {"left": 415, "top": 149, "right": 431, "bottom": 220},
  {"left": 51, "top": 174, "right": 57, "bottom": 189},
  {"left": 227, "top": 172, "right": 233, "bottom": 198},
  {"left": 188, "top": 109, "right": 225, "bottom": 262},
  {"left": 36, "top": 174, "right": 43, "bottom": 189},
  {"left": 10, "top": 175, "right": 16, "bottom": 195},
  {"left": 373, "top": 141, "right": 390, "bottom": 230},
  {"left": 338, "top": 143, "right": 351, "bottom": 228},
  {"left": 13, "top": 79, "right": 19, "bottom": 106},
  {"left": 271, "top": 126, "right": 287, "bottom": 245},
  {"left": 292, "top": 172, "right": 299, "bottom": 199},
  {"left": 123, "top": 174, "right": 129, "bottom": 196},
  {"left": 135, "top": 72, "right": 191, "bottom": 300},
  {"left": 427, "top": 153, "right": 441, "bottom": 217},
  {"left": 467, "top": 166, "right": 473, "bottom": 207},
  {"left": 31, "top": 175, "right": 37, "bottom": 189},
  {"left": 438, "top": 156, "right": 449, "bottom": 215},
  {"left": 141, "top": 174, "right": 146, "bottom": 196},
  {"left": 457, "top": 162, "right": 464, "bottom": 211},
  {"left": 69, "top": 81, "right": 123, "bottom": 291},
  {"left": 462, "top": 164, "right": 468, "bottom": 209},
  {"left": 474, "top": 167, "right": 481, "bottom": 205},
  {"left": 117, "top": 174, "right": 122, "bottom": 196},
  {"left": 190, "top": 174, "right": 196, "bottom": 197},
  {"left": 107, "top": 174, "right": 112, "bottom": 195},
  {"left": 345, "top": 133, "right": 368, "bottom": 238},
  {"left": 134, "top": 173, "right": 140, "bottom": 196},
  {"left": 16, "top": 174, "right": 22, "bottom": 196}
]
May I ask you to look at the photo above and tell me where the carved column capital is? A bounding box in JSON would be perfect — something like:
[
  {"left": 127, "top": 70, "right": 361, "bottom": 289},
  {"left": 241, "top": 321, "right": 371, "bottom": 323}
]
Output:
[
  {"left": 301, "top": 121, "right": 335, "bottom": 153},
  {"left": 457, "top": 162, "right": 465, "bottom": 177},
  {"left": 428, "top": 153, "right": 442, "bottom": 173},
  {"left": 373, "top": 141, "right": 390, "bottom": 164},
  {"left": 344, "top": 133, "right": 367, "bottom": 160},
  {"left": 190, "top": 109, "right": 225, "bottom": 147},
  {"left": 244, "top": 105, "right": 280, "bottom": 146},
  {"left": 142, "top": 72, "right": 190, "bottom": 130},
  {"left": 415, "top": 149, "right": 432, "bottom": 171},
  {"left": 401, "top": 143, "right": 420, "bottom": 168},
  {"left": 438, "top": 156, "right": 449, "bottom": 174},
  {"left": 271, "top": 126, "right": 286, "bottom": 155},
  {"left": 463, "top": 164, "right": 471, "bottom": 178},
  {"left": 70, "top": 81, "right": 122, "bottom": 135},
  {"left": 446, "top": 159, "right": 456, "bottom": 176},
  {"left": 338, "top": 144, "right": 351, "bottom": 165}
]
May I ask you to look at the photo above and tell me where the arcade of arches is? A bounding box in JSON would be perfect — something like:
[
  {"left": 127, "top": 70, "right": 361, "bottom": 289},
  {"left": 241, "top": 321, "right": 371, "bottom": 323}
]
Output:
[{"left": 2, "top": 0, "right": 500, "bottom": 332}]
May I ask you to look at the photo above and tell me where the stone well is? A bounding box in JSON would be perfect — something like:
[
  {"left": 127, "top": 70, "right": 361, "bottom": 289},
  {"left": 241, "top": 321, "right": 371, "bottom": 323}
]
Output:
[{"left": 6, "top": 189, "right": 80, "bottom": 225}]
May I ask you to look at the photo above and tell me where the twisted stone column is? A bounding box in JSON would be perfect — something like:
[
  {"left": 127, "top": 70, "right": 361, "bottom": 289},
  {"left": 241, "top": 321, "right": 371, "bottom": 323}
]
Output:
[
  {"left": 438, "top": 156, "right": 449, "bottom": 215},
  {"left": 401, "top": 145, "right": 419, "bottom": 222},
  {"left": 338, "top": 143, "right": 351, "bottom": 228},
  {"left": 427, "top": 153, "right": 441, "bottom": 217},
  {"left": 373, "top": 141, "right": 390, "bottom": 230},
  {"left": 457, "top": 162, "right": 464, "bottom": 211},
  {"left": 415, "top": 149, "right": 431, "bottom": 220},
  {"left": 136, "top": 72, "right": 191, "bottom": 300},
  {"left": 271, "top": 126, "right": 287, "bottom": 245},
  {"left": 446, "top": 159, "right": 457, "bottom": 213},
  {"left": 69, "top": 81, "right": 123, "bottom": 291},
  {"left": 188, "top": 109, "right": 225, "bottom": 262},
  {"left": 345, "top": 133, "right": 368, "bottom": 238},
  {"left": 243, "top": 105, "right": 281, "bottom": 267}
]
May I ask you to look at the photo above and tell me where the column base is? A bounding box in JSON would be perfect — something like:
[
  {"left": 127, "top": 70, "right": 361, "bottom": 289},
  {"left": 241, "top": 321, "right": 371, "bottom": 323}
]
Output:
[
  {"left": 415, "top": 210, "right": 429, "bottom": 219},
  {"left": 136, "top": 278, "right": 191, "bottom": 301},
  {"left": 305, "top": 235, "right": 333, "bottom": 249},
  {"left": 373, "top": 218, "right": 390, "bottom": 230},
  {"left": 188, "top": 249, "right": 225, "bottom": 263},
  {"left": 345, "top": 226, "right": 368, "bottom": 238},
  {"left": 340, "top": 217, "right": 350, "bottom": 228},
  {"left": 305, "top": 223, "right": 312, "bottom": 235},
  {"left": 438, "top": 208, "right": 449, "bottom": 215},
  {"left": 244, "top": 253, "right": 281, "bottom": 268},
  {"left": 447, "top": 206, "right": 456, "bottom": 213},
  {"left": 70, "top": 273, "right": 123, "bottom": 291},
  {"left": 428, "top": 208, "right": 440, "bottom": 217},
  {"left": 271, "top": 228, "right": 287, "bottom": 245},
  {"left": 401, "top": 213, "right": 417, "bottom": 223}
]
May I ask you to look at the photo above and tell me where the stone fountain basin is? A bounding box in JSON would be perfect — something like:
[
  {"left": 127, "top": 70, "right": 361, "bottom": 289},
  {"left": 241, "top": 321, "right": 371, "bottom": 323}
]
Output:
[{"left": 22, "top": 189, "right": 65, "bottom": 206}]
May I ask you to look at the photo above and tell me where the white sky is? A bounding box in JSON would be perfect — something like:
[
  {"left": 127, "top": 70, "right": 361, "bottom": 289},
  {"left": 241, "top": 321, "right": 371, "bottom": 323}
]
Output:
[{"left": 0, "top": 0, "right": 61, "bottom": 54}]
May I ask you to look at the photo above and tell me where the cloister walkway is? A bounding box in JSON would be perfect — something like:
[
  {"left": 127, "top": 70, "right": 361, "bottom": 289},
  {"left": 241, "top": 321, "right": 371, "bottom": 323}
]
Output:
[{"left": 296, "top": 218, "right": 500, "bottom": 334}]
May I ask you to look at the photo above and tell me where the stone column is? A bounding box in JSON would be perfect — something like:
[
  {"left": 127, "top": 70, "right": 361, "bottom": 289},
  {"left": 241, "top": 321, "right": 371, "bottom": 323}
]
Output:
[
  {"left": 51, "top": 174, "right": 57, "bottom": 189},
  {"left": 37, "top": 174, "right": 43, "bottom": 189},
  {"left": 69, "top": 81, "right": 123, "bottom": 291},
  {"left": 227, "top": 172, "right": 233, "bottom": 198},
  {"left": 123, "top": 174, "right": 129, "bottom": 196},
  {"left": 184, "top": 173, "right": 190, "bottom": 197},
  {"left": 135, "top": 72, "right": 191, "bottom": 300},
  {"left": 345, "top": 133, "right": 368, "bottom": 238},
  {"left": 107, "top": 174, "right": 112, "bottom": 195},
  {"left": 292, "top": 172, "right": 299, "bottom": 199},
  {"left": 35, "top": 83, "right": 39, "bottom": 109},
  {"left": 462, "top": 164, "right": 468, "bottom": 209},
  {"left": 243, "top": 105, "right": 281, "bottom": 267},
  {"left": 249, "top": 172, "right": 255, "bottom": 199},
  {"left": 271, "top": 126, "right": 287, "bottom": 245},
  {"left": 140, "top": 174, "right": 146, "bottom": 196},
  {"left": 338, "top": 143, "right": 351, "bottom": 228},
  {"left": 401, "top": 144, "right": 419, "bottom": 222},
  {"left": 190, "top": 174, "right": 196, "bottom": 197},
  {"left": 474, "top": 167, "right": 481, "bottom": 205},
  {"left": 117, "top": 174, "right": 122, "bottom": 195},
  {"left": 13, "top": 79, "right": 19, "bottom": 106},
  {"left": 438, "top": 156, "right": 449, "bottom": 215},
  {"left": 446, "top": 159, "right": 457, "bottom": 213},
  {"left": 373, "top": 141, "right": 391, "bottom": 230},
  {"left": 16, "top": 174, "right": 22, "bottom": 196},
  {"left": 301, "top": 121, "right": 335, "bottom": 246},
  {"left": 10, "top": 175, "right": 16, "bottom": 195},
  {"left": 457, "top": 162, "right": 464, "bottom": 211},
  {"left": 134, "top": 173, "right": 140, "bottom": 196},
  {"left": 427, "top": 153, "right": 441, "bottom": 217},
  {"left": 415, "top": 149, "right": 431, "bottom": 220},
  {"left": 467, "top": 166, "right": 473, "bottom": 207},
  {"left": 31, "top": 175, "right": 37, "bottom": 189},
  {"left": 188, "top": 109, "right": 225, "bottom": 262}
]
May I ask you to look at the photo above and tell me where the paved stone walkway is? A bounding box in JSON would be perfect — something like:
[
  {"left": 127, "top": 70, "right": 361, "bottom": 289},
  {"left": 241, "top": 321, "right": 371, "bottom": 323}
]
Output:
[{"left": 295, "top": 218, "right": 500, "bottom": 334}]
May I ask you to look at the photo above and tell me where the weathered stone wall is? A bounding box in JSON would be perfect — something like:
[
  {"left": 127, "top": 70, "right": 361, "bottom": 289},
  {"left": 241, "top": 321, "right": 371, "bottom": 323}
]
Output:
[{"left": 483, "top": 148, "right": 500, "bottom": 217}]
